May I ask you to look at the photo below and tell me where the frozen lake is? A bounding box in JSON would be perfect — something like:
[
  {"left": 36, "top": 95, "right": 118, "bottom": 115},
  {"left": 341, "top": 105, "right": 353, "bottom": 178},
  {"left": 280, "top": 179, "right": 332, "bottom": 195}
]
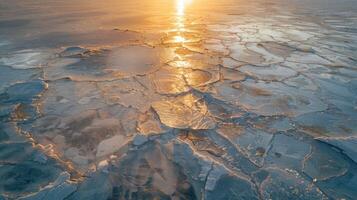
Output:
[{"left": 0, "top": 0, "right": 357, "bottom": 199}]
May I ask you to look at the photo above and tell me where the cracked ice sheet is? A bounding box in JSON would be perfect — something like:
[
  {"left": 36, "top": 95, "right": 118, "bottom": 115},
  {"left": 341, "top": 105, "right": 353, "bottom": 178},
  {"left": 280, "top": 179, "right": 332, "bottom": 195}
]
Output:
[
  {"left": 29, "top": 79, "right": 140, "bottom": 169},
  {"left": 96, "top": 77, "right": 163, "bottom": 112},
  {"left": 168, "top": 138, "right": 259, "bottom": 200},
  {"left": 238, "top": 64, "right": 297, "bottom": 81},
  {"left": 149, "top": 66, "right": 218, "bottom": 95},
  {"left": 256, "top": 168, "right": 327, "bottom": 200},
  {"left": 107, "top": 45, "right": 175, "bottom": 76},
  {"left": 0, "top": 123, "right": 65, "bottom": 199},
  {"left": 303, "top": 141, "right": 349, "bottom": 181},
  {"left": 104, "top": 141, "right": 199, "bottom": 199},
  {"left": 1, "top": 0, "right": 357, "bottom": 199},
  {"left": 149, "top": 67, "right": 190, "bottom": 95},
  {"left": 215, "top": 80, "right": 327, "bottom": 117},
  {"left": 31, "top": 107, "right": 137, "bottom": 169},
  {"left": 234, "top": 128, "right": 274, "bottom": 167},
  {"left": 152, "top": 93, "right": 216, "bottom": 130},
  {"left": 317, "top": 136, "right": 357, "bottom": 163},
  {"left": 0, "top": 49, "right": 55, "bottom": 69},
  {"left": 0, "top": 65, "right": 42, "bottom": 93},
  {"left": 45, "top": 45, "right": 176, "bottom": 81}
]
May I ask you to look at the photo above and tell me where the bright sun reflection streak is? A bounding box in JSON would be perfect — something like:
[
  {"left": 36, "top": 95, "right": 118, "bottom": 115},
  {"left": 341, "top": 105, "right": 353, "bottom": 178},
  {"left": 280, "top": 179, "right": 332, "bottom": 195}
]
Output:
[
  {"left": 174, "top": 0, "right": 192, "bottom": 44},
  {"left": 174, "top": 35, "right": 186, "bottom": 43},
  {"left": 177, "top": 0, "right": 185, "bottom": 16},
  {"left": 176, "top": 0, "right": 192, "bottom": 16}
]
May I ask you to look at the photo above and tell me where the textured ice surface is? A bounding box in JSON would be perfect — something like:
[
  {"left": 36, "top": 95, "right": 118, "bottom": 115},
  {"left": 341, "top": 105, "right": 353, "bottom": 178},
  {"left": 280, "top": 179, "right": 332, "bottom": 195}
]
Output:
[
  {"left": 216, "top": 80, "right": 327, "bottom": 117},
  {"left": 107, "top": 46, "right": 174, "bottom": 76},
  {"left": 150, "top": 67, "right": 190, "bottom": 95},
  {"left": 258, "top": 168, "right": 326, "bottom": 199},
  {"left": 303, "top": 141, "right": 349, "bottom": 181},
  {"left": 0, "top": 50, "right": 53, "bottom": 69},
  {"left": 18, "top": 172, "right": 77, "bottom": 200},
  {"left": 1, "top": 0, "right": 357, "bottom": 199},
  {"left": 152, "top": 94, "right": 216, "bottom": 130},
  {"left": 239, "top": 64, "right": 297, "bottom": 81},
  {"left": 317, "top": 137, "right": 357, "bottom": 163}
]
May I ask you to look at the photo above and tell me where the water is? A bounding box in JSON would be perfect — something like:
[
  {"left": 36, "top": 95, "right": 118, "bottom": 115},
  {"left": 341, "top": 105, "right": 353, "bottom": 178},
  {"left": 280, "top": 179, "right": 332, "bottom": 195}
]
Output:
[{"left": 0, "top": 0, "right": 357, "bottom": 199}]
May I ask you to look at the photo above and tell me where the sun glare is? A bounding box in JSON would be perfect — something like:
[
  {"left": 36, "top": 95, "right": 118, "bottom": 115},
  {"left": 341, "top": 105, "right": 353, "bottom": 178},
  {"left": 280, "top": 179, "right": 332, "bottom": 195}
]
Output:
[
  {"left": 174, "top": 35, "right": 186, "bottom": 43},
  {"left": 177, "top": 0, "right": 185, "bottom": 16},
  {"left": 176, "top": 0, "right": 192, "bottom": 16}
]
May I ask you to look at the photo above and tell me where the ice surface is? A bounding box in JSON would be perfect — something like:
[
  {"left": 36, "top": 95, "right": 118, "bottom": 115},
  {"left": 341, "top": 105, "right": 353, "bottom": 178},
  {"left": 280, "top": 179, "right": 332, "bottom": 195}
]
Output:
[
  {"left": 239, "top": 64, "right": 297, "bottom": 81},
  {"left": 258, "top": 168, "right": 326, "bottom": 199},
  {"left": 317, "top": 137, "right": 357, "bottom": 163},
  {"left": 216, "top": 80, "right": 327, "bottom": 117},
  {"left": 1, "top": 0, "right": 357, "bottom": 199},
  {"left": 0, "top": 50, "right": 53, "bottom": 69},
  {"left": 107, "top": 46, "right": 174, "bottom": 76},
  {"left": 150, "top": 67, "right": 190, "bottom": 95},
  {"left": 152, "top": 94, "right": 216, "bottom": 130},
  {"left": 303, "top": 141, "right": 349, "bottom": 181}
]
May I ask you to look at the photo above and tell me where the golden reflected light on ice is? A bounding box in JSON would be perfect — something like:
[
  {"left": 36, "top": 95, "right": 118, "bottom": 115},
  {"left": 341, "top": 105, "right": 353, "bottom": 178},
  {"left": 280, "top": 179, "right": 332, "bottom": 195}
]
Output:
[
  {"left": 174, "top": 0, "right": 192, "bottom": 43},
  {"left": 176, "top": 0, "right": 192, "bottom": 16}
]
